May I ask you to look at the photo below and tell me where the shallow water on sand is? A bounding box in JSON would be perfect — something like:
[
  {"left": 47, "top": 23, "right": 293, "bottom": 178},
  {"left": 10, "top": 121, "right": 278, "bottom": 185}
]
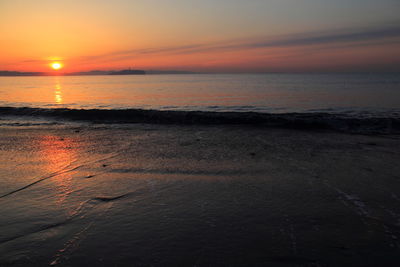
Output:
[
  {"left": 1, "top": 123, "right": 400, "bottom": 266},
  {"left": 1, "top": 73, "right": 400, "bottom": 115}
]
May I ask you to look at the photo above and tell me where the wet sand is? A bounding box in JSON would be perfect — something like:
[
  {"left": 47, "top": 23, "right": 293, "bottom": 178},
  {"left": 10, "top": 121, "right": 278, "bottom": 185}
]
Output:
[{"left": 1, "top": 123, "right": 400, "bottom": 266}]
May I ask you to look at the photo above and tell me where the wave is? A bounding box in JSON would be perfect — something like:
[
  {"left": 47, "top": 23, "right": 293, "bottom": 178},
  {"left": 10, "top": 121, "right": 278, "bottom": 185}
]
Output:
[{"left": 0, "top": 106, "right": 399, "bottom": 134}]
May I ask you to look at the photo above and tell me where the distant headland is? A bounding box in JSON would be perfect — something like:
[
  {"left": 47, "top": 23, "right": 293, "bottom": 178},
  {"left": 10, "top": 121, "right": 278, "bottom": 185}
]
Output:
[
  {"left": 108, "top": 69, "right": 145, "bottom": 75},
  {"left": 0, "top": 71, "right": 44, "bottom": 76},
  {"left": 0, "top": 69, "right": 197, "bottom": 76}
]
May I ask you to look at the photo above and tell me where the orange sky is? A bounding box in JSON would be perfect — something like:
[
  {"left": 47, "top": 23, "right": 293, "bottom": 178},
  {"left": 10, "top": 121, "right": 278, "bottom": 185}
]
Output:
[{"left": 1, "top": 0, "right": 399, "bottom": 73}]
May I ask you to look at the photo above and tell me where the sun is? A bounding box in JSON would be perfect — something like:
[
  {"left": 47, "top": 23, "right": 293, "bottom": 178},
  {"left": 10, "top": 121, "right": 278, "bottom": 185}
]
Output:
[{"left": 50, "top": 62, "right": 63, "bottom": 70}]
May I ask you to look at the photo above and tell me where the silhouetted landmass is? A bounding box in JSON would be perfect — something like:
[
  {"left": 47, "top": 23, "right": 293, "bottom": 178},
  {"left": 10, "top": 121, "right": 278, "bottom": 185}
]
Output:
[
  {"left": 0, "top": 71, "right": 44, "bottom": 76},
  {"left": 0, "top": 69, "right": 146, "bottom": 76},
  {"left": 67, "top": 70, "right": 111, "bottom": 76},
  {"left": 108, "top": 70, "right": 146, "bottom": 75},
  {"left": 0, "top": 69, "right": 200, "bottom": 76},
  {"left": 146, "top": 70, "right": 197, "bottom": 74},
  {"left": 66, "top": 70, "right": 146, "bottom": 76}
]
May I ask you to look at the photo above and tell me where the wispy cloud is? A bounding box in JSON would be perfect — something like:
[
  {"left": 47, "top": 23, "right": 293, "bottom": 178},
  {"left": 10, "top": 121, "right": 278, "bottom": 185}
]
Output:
[
  {"left": 20, "top": 24, "right": 400, "bottom": 66},
  {"left": 84, "top": 24, "right": 400, "bottom": 61},
  {"left": 249, "top": 26, "right": 400, "bottom": 48}
]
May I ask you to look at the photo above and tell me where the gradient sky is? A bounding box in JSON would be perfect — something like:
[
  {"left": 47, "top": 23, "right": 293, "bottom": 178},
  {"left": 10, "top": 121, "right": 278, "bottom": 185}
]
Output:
[{"left": 1, "top": 0, "right": 400, "bottom": 72}]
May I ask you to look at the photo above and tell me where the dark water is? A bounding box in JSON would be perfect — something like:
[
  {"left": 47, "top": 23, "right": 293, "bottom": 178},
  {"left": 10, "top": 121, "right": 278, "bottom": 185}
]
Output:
[{"left": 0, "top": 73, "right": 399, "bottom": 115}]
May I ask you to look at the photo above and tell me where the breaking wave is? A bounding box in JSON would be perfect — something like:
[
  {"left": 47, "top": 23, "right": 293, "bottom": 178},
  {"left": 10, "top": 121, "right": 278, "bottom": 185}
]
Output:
[{"left": 0, "top": 106, "right": 399, "bottom": 134}]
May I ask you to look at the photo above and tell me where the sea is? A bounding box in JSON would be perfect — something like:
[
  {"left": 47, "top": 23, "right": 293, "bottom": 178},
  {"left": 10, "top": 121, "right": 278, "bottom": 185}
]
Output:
[
  {"left": 0, "top": 73, "right": 399, "bottom": 115},
  {"left": 0, "top": 73, "right": 400, "bottom": 133}
]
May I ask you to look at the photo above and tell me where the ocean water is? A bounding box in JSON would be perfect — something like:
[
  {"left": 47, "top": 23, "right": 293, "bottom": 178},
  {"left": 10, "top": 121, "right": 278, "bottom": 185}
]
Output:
[{"left": 0, "top": 73, "right": 399, "bottom": 116}]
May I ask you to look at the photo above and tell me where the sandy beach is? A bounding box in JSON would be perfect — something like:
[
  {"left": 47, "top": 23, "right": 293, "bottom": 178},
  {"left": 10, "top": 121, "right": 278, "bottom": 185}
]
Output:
[{"left": 1, "top": 122, "right": 400, "bottom": 266}]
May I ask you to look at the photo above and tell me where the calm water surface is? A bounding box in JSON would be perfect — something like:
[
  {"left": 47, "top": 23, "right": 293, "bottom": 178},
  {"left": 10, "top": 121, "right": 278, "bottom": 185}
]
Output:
[{"left": 0, "top": 73, "right": 399, "bottom": 115}]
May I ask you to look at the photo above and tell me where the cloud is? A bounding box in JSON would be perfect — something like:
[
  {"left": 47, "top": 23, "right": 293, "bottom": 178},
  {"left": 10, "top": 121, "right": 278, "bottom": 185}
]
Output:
[
  {"left": 249, "top": 26, "right": 400, "bottom": 48},
  {"left": 20, "top": 24, "right": 400, "bottom": 66},
  {"left": 91, "top": 24, "right": 400, "bottom": 60}
]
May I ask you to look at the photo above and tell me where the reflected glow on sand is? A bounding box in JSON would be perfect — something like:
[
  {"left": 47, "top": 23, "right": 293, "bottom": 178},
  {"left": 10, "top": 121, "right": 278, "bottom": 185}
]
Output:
[{"left": 38, "top": 135, "right": 78, "bottom": 206}]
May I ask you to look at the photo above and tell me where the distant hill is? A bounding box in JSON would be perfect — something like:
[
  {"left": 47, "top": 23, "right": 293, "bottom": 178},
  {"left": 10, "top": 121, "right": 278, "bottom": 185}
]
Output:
[
  {"left": 0, "top": 69, "right": 198, "bottom": 76},
  {"left": 146, "top": 70, "right": 197, "bottom": 74},
  {"left": 66, "top": 70, "right": 111, "bottom": 76},
  {"left": 0, "top": 71, "right": 43, "bottom": 76},
  {"left": 0, "top": 69, "right": 146, "bottom": 76},
  {"left": 108, "top": 69, "right": 146, "bottom": 75}
]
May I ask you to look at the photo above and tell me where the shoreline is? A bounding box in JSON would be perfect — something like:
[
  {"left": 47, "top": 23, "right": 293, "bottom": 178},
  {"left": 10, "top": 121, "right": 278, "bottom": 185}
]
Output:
[{"left": 1, "top": 106, "right": 399, "bottom": 134}]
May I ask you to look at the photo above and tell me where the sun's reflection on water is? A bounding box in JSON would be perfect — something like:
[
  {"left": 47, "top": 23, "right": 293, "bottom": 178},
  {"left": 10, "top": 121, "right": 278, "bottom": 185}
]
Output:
[{"left": 54, "top": 79, "right": 63, "bottom": 105}]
